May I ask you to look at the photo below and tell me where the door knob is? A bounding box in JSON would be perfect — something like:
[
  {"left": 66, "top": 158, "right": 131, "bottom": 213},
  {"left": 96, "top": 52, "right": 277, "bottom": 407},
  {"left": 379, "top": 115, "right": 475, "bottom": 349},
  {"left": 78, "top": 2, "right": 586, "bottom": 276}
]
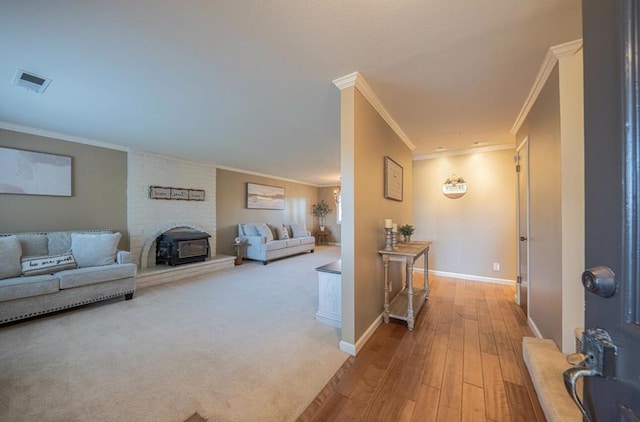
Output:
[
  {"left": 520, "top": 236, "right": 527, "bottom": 241},
  {"left": 582, "top": 266, "right": 617, "bottom": 297}
]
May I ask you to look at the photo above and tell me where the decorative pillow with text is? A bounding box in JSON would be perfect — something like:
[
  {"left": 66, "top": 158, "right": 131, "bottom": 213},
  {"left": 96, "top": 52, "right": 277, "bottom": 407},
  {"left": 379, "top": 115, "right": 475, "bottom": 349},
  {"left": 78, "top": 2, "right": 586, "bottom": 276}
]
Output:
[{"left": 21, "top": 253, "right": 77, "bottom": 276}]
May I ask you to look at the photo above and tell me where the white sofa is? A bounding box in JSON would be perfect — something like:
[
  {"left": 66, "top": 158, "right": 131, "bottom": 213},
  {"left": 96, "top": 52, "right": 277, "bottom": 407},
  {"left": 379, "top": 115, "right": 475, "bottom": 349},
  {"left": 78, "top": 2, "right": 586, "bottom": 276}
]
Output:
[
  {"left": 238, "top": 223, "right": 315, "bottom": 264},
  {"left": 0, "top": 230, "right": 136, "bottom": 324}
]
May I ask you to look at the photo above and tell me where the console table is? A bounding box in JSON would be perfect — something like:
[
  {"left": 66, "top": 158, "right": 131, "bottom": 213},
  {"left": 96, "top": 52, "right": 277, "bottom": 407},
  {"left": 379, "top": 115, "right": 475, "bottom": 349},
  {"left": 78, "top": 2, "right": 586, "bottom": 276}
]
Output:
[{"left": 378, "top": 241, "right": 431, "bottom": 331}]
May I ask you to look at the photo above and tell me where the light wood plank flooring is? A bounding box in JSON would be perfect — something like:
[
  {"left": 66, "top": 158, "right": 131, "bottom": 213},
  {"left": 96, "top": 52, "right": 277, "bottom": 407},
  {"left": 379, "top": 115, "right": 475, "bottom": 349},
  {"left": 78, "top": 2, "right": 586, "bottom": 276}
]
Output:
[{"left": 298, "top": 275, "right": 545, "bottom": 422}]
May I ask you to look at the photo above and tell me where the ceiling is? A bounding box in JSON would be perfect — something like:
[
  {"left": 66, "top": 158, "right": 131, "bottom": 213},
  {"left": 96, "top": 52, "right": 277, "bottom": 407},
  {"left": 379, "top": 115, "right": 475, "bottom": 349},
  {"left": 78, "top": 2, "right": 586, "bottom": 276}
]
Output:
[{"left": 0, "top": 1, "right": 582, "bottom": 186}]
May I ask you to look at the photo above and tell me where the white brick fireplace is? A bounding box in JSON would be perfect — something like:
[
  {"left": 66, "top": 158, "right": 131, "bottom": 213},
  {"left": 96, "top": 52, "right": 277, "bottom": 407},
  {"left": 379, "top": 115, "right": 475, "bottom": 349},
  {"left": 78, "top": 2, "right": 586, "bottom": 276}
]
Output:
[{"left": 127, "top": 150, "right": 218, "bottom": 272}]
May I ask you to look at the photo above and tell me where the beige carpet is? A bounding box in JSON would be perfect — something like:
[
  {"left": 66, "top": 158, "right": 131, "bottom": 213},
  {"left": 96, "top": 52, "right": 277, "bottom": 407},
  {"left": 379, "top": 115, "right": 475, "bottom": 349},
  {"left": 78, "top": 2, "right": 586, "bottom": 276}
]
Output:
[{"left": 0, "top": 246, "right": 348, "bottom": 422}]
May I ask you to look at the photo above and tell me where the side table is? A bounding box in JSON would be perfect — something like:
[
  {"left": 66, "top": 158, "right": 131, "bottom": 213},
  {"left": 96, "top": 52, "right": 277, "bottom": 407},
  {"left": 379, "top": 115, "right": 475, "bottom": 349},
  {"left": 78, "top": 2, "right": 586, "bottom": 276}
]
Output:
[
  {"left": 233, "top": 242, "right": 245, "bottom": 265},
  {"left": 316, "top": 231, "right": 329, "bottom": 245}
]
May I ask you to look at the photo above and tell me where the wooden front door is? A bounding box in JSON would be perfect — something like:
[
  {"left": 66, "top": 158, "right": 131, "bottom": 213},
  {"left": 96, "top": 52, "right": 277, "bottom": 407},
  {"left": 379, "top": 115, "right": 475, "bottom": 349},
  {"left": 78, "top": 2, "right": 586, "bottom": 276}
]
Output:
[{"left": 576, "top": 1, "right": 640, "bottom": 420}]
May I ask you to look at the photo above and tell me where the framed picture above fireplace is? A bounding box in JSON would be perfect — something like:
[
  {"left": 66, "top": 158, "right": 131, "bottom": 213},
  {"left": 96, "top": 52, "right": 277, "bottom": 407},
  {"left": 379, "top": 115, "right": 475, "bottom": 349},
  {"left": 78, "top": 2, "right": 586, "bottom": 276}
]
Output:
[{"left": 247, "top": 183, "right": 285, "bottom": 210}]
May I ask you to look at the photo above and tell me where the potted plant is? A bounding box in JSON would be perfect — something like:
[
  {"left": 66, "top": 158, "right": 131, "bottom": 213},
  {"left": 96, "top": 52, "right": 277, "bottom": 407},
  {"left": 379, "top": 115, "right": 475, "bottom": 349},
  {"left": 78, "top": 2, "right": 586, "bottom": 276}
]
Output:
[
  {"left": 399, "top": 224, "right": 415, "bottom": 243},
  {"left": 312, "top": 200, "right": 332, "bottom": 231}
]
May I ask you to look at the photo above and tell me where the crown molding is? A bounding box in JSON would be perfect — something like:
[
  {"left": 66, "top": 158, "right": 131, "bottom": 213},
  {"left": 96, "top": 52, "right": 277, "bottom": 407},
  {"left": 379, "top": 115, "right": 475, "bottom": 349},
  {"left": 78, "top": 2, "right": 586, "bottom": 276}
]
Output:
[
  {"left": 216, "top": 165, "right": 321, "bottom": 187},
  {"left": 510, "top": 39, "right": 583, "bottom": 135},
  {"left": 0, "top": 121, "right": 130, "bottom": 151},
  {"left": 333, "top": 71, "right": 415, "bottom": 151},
  {"left": 413, "top": 144, "right": 515, "bottom": 161}
]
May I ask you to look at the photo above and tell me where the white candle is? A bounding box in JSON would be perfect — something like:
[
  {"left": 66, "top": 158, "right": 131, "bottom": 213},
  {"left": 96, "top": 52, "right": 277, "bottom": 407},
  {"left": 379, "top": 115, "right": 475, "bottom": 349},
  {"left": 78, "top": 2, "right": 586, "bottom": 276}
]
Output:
[
  {"left": 392, "top": 223, "right": 398, "bottom": 232},
  {"left": 384, "top": 219, "right": 393, "bottom": 228}
]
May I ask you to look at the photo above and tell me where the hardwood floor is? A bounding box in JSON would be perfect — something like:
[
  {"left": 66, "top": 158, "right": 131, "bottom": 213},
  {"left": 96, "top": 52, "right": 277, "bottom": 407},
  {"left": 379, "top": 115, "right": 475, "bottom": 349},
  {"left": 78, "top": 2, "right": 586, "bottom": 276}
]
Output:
[{"left": 297, "top": 275, "right": 545, "bottom": 422}]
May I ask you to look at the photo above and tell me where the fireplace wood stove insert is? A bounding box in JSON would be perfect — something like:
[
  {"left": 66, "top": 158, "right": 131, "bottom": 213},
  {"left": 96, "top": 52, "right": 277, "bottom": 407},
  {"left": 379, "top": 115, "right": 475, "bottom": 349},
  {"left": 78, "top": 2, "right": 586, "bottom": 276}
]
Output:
[{"left": 156, "top": 230, "right": 211, "bottom": 266}]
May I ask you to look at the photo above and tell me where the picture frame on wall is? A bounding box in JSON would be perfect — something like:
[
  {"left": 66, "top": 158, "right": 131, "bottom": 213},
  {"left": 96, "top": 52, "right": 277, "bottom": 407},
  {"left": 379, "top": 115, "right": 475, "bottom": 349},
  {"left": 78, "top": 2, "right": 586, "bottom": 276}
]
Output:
[
  {"left": 246, "top": 182, "right": 285, "bottom": 210},
  {"left": 384, "top": 156, "right": 403, "bottom": 201},
  {"left": 0, "top": 147, "right": 72, "bottom": 196}
]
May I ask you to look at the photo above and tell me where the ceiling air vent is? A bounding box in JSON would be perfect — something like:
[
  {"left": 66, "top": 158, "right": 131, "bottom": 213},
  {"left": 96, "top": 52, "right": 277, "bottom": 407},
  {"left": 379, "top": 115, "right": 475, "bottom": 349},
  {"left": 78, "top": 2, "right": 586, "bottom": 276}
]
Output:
[{"left": 12, "top": 69, "right": 52, "bottom": 93}]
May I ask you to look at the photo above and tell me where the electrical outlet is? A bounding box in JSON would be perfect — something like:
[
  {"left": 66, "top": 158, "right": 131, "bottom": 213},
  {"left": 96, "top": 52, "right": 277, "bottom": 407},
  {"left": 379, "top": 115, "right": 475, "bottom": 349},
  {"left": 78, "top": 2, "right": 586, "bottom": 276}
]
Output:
[{"left": 493, "top": 262, "right": 500, "bottom": 271}]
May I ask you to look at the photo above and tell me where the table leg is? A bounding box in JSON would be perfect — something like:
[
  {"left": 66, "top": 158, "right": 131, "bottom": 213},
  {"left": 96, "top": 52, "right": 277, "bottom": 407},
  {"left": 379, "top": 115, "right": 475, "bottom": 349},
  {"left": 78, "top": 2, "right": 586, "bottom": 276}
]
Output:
[
  {"left": 424, "top": 247, "right": 429, "bottom": 298},
  {"left": 406, "top": 257, "right": 415, "bottom": 331},
  {"left": 383, "top": 254, "right": 390, "bottom": 324}
]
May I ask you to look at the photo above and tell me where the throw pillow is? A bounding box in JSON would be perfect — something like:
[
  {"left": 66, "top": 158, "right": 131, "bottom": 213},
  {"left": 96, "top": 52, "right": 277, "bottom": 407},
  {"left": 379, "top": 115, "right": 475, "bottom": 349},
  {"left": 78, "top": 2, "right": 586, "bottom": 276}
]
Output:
[
  {"left": 241, "top": 224, "right": 258, "bottom": 237},
  {"left": 0, "top": 235, "right": 23, "bottom": 280},
  {"left": 290, "top": 223, "right": 308, "bottom": 238},
  {"left": 256, "top": 223, "right": 274, "bottom": 242},
  {"left": 71, "top": 232, "right": 122, "bottom": 268},
  {"left": 276, "top": 224, "right": 290, "bottom": 240},
  {"left": 15, "top": 233, "right": 48, "bottom": 256},
  {"left": 21, "top": 253, "right": 77, "bottom": 276}
]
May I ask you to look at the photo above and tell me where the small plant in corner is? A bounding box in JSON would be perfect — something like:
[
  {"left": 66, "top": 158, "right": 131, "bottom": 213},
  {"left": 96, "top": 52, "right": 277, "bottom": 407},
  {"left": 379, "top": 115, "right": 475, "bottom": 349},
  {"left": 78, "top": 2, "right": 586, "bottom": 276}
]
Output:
[{"left": 312, "top": 200, "right": 332, "bottom": 231}]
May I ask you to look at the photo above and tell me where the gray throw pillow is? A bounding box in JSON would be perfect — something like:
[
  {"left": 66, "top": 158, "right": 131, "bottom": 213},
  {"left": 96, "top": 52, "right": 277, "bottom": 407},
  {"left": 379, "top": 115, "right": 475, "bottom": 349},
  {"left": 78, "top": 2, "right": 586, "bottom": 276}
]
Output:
[
  {"left": 15, "top": 233, "right": 48, "bottom": 256},
  {"left": 256, "top": 223, "right": 274, "bottom": 242},
  {"left": 71, "top": 232, "right": 122, "bottom": 268},
  {"left": 0, "top": 236, "right": 23, "bottom": 280},
  {"left": 290, "top": 223, "right": 308, "bottom": 238}
]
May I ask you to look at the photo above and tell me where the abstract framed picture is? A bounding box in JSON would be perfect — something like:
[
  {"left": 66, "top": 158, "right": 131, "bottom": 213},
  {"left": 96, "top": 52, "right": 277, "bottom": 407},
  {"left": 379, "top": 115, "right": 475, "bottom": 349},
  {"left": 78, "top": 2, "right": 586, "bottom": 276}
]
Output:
[
  {"left": 384, "top": 156, "right": 403, "bottom": 201},
  {"left": 0, "top": 147, "right": 72, "bottom": 196},
  {"left": 247, "top": 182, "right": 285, "bottom": 210}
]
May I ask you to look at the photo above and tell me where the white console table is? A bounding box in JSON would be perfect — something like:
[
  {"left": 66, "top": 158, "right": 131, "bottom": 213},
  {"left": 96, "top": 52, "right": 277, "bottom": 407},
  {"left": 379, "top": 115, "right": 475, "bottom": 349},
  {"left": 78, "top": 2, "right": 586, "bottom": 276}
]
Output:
[
  {"left": 315, "top": 259, "right": 341, "bottom": 328},
  {"left": 378, "top": 241, "right": 431, "bottom": 331}
]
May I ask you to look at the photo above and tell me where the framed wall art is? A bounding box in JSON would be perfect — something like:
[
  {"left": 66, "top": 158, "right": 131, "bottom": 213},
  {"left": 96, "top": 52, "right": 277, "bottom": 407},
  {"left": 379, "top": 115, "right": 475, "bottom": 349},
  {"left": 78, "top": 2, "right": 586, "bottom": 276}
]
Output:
[
  {"left": 0, "top": 147, "right": 72, "bottom": 196},
  {"left": 384, "top": 156, "right": 403, "bottom": 201},
  {"left": 247, "top": 182, "right": 285, "bottom": 210}
]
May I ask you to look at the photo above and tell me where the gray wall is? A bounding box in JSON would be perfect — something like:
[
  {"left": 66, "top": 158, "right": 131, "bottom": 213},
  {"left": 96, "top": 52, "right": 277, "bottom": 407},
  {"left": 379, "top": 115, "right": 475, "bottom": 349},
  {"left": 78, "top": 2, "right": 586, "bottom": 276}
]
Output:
[
  {"left": 216, "top": 168, "right": 320, "bottom": 256},
  {"left": 0, "top": 129, "right": 129, "bottom": 248},
  {"left": 516, "top": 65, "right": 563, "bottom": 346},
  {"left": 412, "top": 149, "right": 516, "bottom": 280}
]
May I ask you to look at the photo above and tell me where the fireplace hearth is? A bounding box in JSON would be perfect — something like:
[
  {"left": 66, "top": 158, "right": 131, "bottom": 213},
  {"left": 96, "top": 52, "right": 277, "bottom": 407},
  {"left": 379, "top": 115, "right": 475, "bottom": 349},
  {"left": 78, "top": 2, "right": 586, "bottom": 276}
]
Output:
[{"left": 156, "top": 229, "right": 211, "bottom": 266}]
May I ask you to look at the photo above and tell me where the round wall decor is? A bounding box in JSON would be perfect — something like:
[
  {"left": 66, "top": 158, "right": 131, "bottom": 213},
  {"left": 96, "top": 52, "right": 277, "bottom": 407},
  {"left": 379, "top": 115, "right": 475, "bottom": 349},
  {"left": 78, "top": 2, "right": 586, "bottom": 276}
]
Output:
[{"left": 442, "top": 174, "right": 467, "bottom": 199}]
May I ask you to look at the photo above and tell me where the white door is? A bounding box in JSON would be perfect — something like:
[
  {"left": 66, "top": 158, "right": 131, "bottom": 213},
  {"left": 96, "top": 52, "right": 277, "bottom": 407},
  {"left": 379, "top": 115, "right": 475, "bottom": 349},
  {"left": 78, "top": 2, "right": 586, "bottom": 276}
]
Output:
[{"left": 516, "top": 137, "right": 530, "bottom": 314}]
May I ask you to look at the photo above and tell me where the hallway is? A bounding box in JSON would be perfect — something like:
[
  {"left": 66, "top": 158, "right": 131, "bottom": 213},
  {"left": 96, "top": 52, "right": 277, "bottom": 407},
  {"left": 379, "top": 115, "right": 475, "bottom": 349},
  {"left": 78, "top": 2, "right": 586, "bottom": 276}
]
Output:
[{"left": 299, "top": 275, "right": 544, "bottom": 421}]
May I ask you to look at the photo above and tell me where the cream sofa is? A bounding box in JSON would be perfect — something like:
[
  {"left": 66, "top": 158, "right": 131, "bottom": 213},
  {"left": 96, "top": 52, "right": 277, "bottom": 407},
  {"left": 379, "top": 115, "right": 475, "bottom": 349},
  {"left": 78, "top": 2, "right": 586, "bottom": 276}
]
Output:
[
  {"left": 238, "top": 223, "right": 315, "bottom": 264},
  {"left": 0, "top": 230, "right": 137, "bottom": 324}
]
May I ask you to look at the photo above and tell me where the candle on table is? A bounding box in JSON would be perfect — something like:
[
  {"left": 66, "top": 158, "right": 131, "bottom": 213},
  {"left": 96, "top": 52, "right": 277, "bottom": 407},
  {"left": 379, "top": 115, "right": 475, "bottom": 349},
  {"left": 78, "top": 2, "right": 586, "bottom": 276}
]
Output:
[
  {"left": 392, "top": 223, "right": 398, "bottom": 232},
  {"left": 384, "top": 219, "right": 393, "bottom": 229}
]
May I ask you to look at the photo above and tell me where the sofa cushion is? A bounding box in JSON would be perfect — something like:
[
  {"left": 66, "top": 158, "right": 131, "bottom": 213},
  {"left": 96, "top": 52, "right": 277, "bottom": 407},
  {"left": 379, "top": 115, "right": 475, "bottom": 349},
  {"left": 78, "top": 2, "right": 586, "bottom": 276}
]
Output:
[
  {"left": 256, "top": 223, "right": 274, "bottom": 242},
  {"left": 285, "top": 238, "right": 301, "bottom": 247},
  {"left": 47, "top": 231, "right": 72, "bottom": 255},
  {"left": 298, "top": 236, "right": 316, "bottom": 246},
  {"left": 290, "top": 223, "right": 308, "bottom": 238},
  {"left": 0, "top": 274, "right": 59, "bottom": 302},
  {"left": 263, "top": 240, "right": 287, "bottom": 252},
  {"left": 276, "top": 224, "right": 290, "bottom": 240},
  {"left": 21, "top": 253, "right": 77, "bottom": 276},
  {"left": 15, "top": 234, "right": 49, "bottom": 257},
  {"left": 71, "top": 232, "right": 122, "bottom": 268},
  {"left": 0, "top": 236, "right": 23, "bottom": 280},
  {"left": 57, "top": 263, "right": 137, "bottom": 289}
]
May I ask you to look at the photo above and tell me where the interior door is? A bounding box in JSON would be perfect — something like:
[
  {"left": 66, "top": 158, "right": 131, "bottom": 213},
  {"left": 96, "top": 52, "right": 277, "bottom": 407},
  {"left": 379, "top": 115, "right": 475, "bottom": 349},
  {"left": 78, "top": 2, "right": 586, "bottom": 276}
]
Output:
[
  {"left": 573, "top": 1, "right": 640, "bottom": 420},
  {"left": 516, "top": 137, "right": 529, "bottom": 314}
]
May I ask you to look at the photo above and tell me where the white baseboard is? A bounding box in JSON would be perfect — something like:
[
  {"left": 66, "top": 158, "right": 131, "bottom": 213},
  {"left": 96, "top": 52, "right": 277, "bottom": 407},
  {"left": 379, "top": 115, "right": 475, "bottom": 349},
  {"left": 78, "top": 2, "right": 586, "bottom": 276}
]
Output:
[
  {"left": 414, "top": 268, "right": 516, "bottom": 286},
  {"left": 339, "top": 312, "right": 383, "bottom": 356},
  {"left": 528, "top": 316, "right": 543, "bottom": 338}
]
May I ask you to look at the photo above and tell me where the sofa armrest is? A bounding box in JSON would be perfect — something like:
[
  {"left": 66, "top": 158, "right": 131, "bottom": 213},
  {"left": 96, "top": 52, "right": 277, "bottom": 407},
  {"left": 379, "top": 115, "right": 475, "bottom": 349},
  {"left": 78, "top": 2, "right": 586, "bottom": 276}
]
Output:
[{"left": 116, "top": 250, "right": 132, "bottom": 264}]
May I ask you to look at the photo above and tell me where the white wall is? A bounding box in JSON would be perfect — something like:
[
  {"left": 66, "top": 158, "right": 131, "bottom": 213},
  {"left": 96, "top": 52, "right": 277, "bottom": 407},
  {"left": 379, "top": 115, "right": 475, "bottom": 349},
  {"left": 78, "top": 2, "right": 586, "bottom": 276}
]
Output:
[{"left": 127, "top": 150, "right": 217, "bottom": 270}]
